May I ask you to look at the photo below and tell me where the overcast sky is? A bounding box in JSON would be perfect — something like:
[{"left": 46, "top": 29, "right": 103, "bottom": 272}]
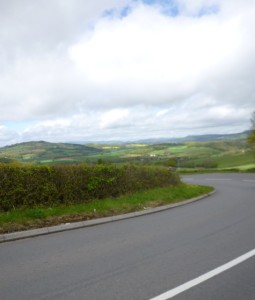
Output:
[{"left": 0, "top": 0, "right": 254, "bottom": 146}]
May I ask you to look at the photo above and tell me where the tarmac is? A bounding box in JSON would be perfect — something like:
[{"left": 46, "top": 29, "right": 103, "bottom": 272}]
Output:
[{"left": 0, "top": 191, "right": 215, "bottom": 243}]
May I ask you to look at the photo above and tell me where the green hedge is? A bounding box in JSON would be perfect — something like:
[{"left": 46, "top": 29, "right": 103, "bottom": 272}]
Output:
[{"left": 0, "top": 164, "right": 180, "bottom": 211}]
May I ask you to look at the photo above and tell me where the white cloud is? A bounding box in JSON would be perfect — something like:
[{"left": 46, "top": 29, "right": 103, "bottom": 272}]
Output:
[
  {"left": 99, "top": 109, "right": 130, "bottom": 129},
  {"left": 68, "top": 3, "right": 245, "bottom": 108},
  {"left": 0, "top": 0, "right": 254, "bottom": 145}
]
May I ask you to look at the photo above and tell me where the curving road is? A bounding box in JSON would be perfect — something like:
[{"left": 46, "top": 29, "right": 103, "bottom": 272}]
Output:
[{"left": 0, "top": 173, "right": 255, "bottom": 299}]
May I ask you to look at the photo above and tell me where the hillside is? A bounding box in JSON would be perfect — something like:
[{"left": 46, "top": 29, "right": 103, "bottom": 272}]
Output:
[{"left": 0, "top": 141, "right": 102, "bottom": 164}]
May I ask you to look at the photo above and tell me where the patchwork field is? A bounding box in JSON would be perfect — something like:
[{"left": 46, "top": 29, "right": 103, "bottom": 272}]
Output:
[{"left": 0, "top": 133, "right": 254, "bottom": 171}]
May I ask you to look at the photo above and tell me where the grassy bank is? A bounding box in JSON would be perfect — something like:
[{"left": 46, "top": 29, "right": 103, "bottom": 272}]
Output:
[{"left": 0, "top": 184, "right": 213, "bottom": 234}]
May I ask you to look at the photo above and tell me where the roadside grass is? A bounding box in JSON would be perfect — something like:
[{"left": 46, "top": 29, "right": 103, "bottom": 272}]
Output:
[{"left": 0, "top": 184, "right": 213, "bottom": 234}]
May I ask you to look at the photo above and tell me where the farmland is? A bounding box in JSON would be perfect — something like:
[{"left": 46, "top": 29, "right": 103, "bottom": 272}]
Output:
[{"left": 0, "top": 132, "right": 254, "bottom": 171}]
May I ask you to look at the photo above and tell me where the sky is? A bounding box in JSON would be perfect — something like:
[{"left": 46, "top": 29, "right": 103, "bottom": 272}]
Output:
[{"left": 0, "top": 0, "right": 255, "bottom": 146}]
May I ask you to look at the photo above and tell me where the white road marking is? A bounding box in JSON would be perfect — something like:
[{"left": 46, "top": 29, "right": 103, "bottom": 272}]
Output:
[{"left": 149, "top": 248, "right": 255, "bottom": 300}]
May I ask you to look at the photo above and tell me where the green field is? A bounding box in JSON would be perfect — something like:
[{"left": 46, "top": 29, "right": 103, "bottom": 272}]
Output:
[{"left": 0, "top": 137, "right": 254, "bottom": 171}]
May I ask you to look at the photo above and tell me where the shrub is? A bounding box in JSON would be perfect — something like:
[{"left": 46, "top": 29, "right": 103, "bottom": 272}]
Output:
[{"left": 0, "top": 164, "right": 180, "bottom": 211}]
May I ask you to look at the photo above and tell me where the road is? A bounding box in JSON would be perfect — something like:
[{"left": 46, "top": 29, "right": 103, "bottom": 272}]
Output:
[{"left": 0, "top": 173, "right": 255, "bottom": 300}]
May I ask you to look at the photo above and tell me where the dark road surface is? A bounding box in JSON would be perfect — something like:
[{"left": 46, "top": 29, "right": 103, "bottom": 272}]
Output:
[{"left": 0, "top": 173, "right": 255, "bottom": 299}]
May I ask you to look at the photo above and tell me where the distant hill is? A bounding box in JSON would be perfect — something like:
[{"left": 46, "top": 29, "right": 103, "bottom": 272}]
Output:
[
  {"left": 0, "top": 141, "right": 102, "bottom": 164},
  {"left": 77, "top": 131, "right": 250, "bottom": 145},
  {"left": 135, "top": 130, "right": 251, "bottom": 144}
]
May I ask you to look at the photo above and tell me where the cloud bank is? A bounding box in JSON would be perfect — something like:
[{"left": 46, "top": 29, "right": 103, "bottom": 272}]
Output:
[{"left": 0, "top": 0, "right": 254, "bottom": 145}]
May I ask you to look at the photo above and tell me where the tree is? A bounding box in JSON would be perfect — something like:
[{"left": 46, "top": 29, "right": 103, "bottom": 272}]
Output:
[
  {"left": 248, "top": 111, "right": 255, "bottom": 146},
  {"left": 165, "top": 158, "right": 177, "bottom": 168}
]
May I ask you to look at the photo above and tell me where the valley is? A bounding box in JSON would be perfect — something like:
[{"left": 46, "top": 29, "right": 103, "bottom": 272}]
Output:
[{"left": 0, "top": 131, "right": 254, "bottom": 172}]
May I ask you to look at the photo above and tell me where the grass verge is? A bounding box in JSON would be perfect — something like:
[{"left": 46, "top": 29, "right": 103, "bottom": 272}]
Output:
[{"left": 0, "top": 184, "right": 214, "bottom": 234}]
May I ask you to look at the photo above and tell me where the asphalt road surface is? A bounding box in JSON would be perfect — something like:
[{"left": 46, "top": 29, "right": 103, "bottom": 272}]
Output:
[{"left": 0, "top": 173, "right": 255, "bottom": 300}]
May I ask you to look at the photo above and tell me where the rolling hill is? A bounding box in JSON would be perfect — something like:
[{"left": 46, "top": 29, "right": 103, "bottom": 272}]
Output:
[
  {"left": 0, "top": 141, "right": 102, "bottom": 164},
  {"left": 0, "top": 131, "right": 254, "bottom": 170}
]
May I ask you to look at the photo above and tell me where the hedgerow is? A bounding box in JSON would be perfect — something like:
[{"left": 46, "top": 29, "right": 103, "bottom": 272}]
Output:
[{"left": 0, "top": 164, "right": 180, "bottom": 211}]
